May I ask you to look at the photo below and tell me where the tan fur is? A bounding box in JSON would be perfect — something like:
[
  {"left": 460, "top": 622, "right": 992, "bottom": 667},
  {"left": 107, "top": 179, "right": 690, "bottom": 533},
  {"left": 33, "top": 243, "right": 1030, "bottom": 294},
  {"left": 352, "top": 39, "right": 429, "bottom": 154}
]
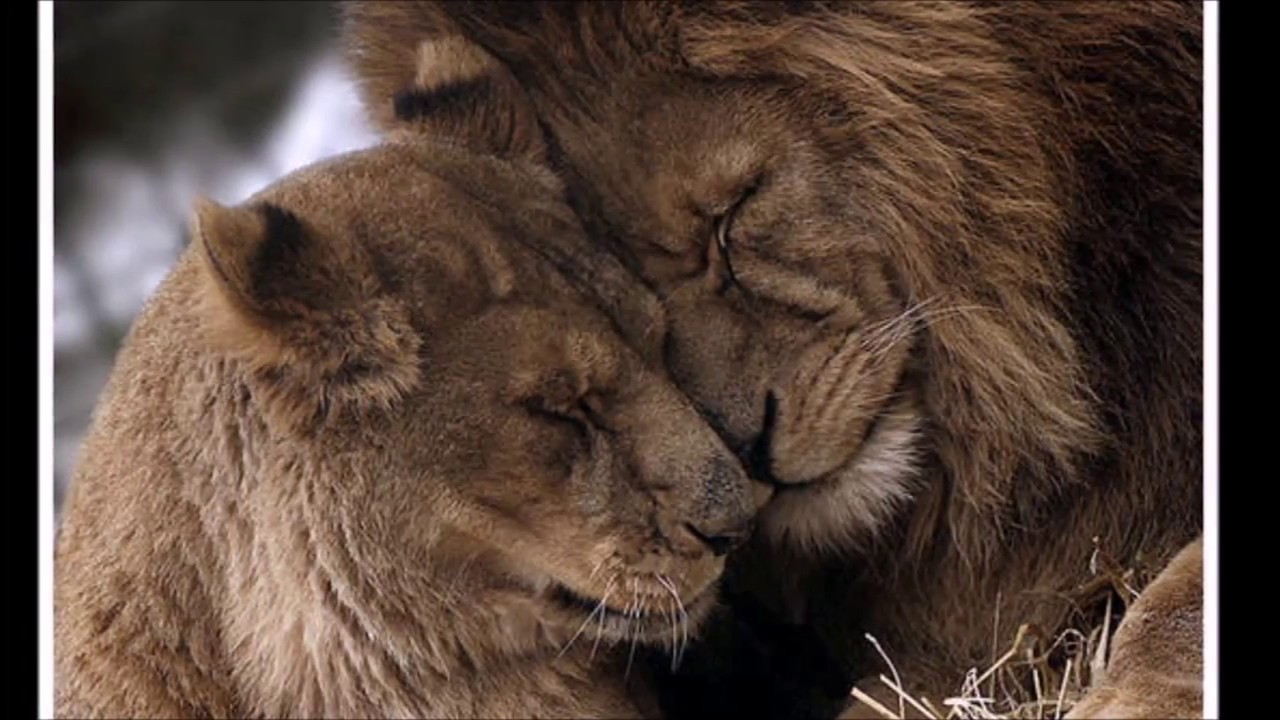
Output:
[
  {"left": 341, "top": 2, "right": 1203, "bottom": 716},
  {"left": 53, "top": 124, "right": 766, "bottom": 715},
  {"left": 1066, "top": 536, "right": 1204, "bottom": 719}
]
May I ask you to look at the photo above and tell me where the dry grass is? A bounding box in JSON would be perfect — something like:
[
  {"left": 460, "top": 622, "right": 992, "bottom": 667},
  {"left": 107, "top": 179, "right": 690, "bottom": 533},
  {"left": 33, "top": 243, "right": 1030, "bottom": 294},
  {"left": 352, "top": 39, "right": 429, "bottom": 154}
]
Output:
[{"left": 850, "top": 538, "right": 1151, "bottom": 720}]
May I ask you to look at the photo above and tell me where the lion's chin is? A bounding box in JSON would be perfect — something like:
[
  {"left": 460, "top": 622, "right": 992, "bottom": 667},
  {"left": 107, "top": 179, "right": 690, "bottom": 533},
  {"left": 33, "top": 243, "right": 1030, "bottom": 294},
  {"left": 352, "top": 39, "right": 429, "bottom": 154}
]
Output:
[{"left": 757, "top": 404, "right": 924, "bottom": 555}]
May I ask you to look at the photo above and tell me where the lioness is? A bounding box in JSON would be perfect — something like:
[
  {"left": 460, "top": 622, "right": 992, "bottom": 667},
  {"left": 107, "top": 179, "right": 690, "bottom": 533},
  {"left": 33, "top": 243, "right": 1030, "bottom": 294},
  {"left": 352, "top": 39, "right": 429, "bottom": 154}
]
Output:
[
  {"left": 53, "top": 95, "right": 762, "bottom": 715},
  {"left": 343, "top": 2, "right": 1204, "bottom": 717}
]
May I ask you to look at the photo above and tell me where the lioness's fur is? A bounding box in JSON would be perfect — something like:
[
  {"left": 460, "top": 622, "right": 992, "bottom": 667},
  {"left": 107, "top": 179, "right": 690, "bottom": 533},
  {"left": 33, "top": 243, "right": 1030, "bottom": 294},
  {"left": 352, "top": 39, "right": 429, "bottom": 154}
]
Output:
[
  {"left": 53, "top": 87, "right": 764, "bottom": 716},
  {"left": 342, "top": 2, "right": 1203, "bottom": 716}
]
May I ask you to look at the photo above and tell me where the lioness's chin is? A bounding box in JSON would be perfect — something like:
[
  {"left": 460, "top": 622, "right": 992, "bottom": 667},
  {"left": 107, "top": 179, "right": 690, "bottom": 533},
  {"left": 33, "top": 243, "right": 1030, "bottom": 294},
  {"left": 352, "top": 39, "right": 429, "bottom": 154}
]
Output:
[
  {"left": 758, "top": 406, "right": 923, "bottom": 555},
  {"left": 545, "top": 579, "right": 720, "bottom": 647}
]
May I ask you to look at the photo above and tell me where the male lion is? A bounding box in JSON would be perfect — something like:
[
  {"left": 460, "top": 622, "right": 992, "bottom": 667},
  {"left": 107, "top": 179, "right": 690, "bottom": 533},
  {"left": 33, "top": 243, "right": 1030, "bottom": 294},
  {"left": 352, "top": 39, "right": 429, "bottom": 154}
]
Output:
[
  {"left": 342, "top": 2, "right": 1204, "bottom": 717},
  {"left": 53, "top": 66, "right": 763, "bottom": 717}
]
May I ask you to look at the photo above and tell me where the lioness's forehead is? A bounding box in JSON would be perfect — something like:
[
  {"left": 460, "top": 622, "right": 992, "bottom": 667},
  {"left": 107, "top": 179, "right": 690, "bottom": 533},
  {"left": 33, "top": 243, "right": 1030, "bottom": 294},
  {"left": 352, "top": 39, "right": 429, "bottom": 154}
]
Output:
[
  {"left": 235, "top": 141, "right": 667, "bottom": 359},
  {"left": 241, "top": 143, "right": 563, "bottom": 261},
  {"left": 248, "top": 144, "right": 479, "bottom": 217}
]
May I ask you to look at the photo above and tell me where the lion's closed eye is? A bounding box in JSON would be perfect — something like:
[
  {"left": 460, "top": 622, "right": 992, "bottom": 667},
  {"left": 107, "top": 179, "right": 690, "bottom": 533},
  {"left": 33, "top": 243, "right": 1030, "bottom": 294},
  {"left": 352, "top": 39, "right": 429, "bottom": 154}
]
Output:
[{"left": 709, "top": 175, "right": 764, "bottom": 296}]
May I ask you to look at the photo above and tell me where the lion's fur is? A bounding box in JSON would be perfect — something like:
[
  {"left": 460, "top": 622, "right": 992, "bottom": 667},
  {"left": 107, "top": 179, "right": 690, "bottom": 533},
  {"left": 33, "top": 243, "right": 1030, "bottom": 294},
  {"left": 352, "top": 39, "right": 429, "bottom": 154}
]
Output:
[
  {"left": 341, "top": 2, "right": 1203, "bottom": 716},
  {"left": 54, "top": 124, "right": 764, "bottom": 715}
]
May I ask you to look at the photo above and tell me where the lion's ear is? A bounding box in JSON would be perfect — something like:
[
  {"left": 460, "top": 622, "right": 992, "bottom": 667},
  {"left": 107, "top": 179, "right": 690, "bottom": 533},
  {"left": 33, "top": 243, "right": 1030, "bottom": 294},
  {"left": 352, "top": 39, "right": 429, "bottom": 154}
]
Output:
[
  {"left": 192, "top": 196, "right": 420, "bottom": 429},
  {"left": 341, "top": 3, "right": 544, "bottom": 160},
  {"left": 387, "top": 36, "right": 546, "bottom": 161}
]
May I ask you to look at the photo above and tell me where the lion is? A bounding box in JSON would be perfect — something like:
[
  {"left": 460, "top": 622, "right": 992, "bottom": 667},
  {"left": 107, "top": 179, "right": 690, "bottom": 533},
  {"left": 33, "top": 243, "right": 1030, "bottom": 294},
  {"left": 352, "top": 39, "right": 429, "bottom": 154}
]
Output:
[
  {"left": 53, "top": 58, "right": 766, "bottom": 718},
  {"left": 341, "top": 2, "right": 1204, "bottom": 717}
]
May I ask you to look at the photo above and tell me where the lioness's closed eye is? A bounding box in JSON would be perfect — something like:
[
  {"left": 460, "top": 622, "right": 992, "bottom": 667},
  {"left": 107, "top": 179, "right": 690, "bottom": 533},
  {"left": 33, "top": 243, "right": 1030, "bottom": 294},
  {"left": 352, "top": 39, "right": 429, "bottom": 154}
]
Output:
[{"left": 54, "top": 132, "right": 761, "bottom": 718}]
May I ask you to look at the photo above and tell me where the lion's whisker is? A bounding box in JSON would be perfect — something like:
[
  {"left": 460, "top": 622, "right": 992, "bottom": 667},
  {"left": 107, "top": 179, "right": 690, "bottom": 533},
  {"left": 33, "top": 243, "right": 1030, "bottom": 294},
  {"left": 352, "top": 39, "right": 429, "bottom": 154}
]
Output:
[
  {"left": 860, "top": 298, "right": 935, "bottom": 355},
  {"left": 860, "top": 296, "right": 940, "bottom": 349},
  {"left": 862, "top": 303, "right": 1000, "bottom": 359},
  {"left": 797, "top": 298, "right": 935, "bottom": 421}
]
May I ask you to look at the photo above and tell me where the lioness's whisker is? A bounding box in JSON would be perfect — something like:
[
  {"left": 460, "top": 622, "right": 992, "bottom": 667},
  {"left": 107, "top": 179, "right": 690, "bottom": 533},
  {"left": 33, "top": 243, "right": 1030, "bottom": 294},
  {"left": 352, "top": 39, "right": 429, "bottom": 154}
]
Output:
[
  {"left": 588, "top": 556, "right": 608, "bottom": 581},
  {"left": 653, "top": 572, "right": 682, "bottom": 671},
  {"left": 589, "top": 573, "right": 617, "bottom": 663},
  {"left": 559, "top": 577, "right": 616, "bottom": 659},
  {"left": 439, "top": 550, "right": 482, "bottom": 609},
  {"left": 656, "top": 573, "right": 690, "bottom": 670},
  {"left": 681, "top": 607, "right": 690, "bottom": 669},
  {"left": 668, "top": 597, "right": 679, "bottom": 671},
  {"left": 624, "top": 586, "right": 640, "bottom": 681}
]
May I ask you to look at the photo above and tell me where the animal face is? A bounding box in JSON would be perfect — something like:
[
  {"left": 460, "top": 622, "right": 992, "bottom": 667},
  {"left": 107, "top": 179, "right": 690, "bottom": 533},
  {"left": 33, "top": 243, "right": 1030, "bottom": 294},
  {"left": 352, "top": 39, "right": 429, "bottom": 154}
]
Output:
[
  {"left": 343, "top": 2, "right": 1099, "bottom": 554},
  {"left": 192, "top": 140, "right": 761, "bottom": 646},
  {"left": 539, "top": 76, "right": 925, "bottom": 554}
]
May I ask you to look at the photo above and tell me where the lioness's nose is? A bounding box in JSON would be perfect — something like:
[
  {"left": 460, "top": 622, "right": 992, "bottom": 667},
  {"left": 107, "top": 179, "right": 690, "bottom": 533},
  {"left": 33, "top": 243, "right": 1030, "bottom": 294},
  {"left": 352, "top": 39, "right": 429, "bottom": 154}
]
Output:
[{"left": 680, "top": 455, "right": 756, "bottom": 557}]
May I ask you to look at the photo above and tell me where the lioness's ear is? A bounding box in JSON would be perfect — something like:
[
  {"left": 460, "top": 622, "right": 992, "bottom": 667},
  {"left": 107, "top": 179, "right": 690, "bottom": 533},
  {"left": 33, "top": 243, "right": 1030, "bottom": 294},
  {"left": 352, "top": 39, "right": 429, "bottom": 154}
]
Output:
[
  {"left": 194, "top": 196, "right": 308, "bottom": 322},
  {"left": 388, "top": 36, "right": 546, "bottom": 161},
  {"left": 192, "top": 196, "right": 420, "bottom": 430}
]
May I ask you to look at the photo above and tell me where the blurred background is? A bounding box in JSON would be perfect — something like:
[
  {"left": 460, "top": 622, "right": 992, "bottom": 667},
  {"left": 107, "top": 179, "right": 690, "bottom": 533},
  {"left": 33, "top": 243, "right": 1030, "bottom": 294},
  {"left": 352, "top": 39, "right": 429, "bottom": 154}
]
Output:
[{"left": 54, "top": 1, "right": 379, "bottom": 521}]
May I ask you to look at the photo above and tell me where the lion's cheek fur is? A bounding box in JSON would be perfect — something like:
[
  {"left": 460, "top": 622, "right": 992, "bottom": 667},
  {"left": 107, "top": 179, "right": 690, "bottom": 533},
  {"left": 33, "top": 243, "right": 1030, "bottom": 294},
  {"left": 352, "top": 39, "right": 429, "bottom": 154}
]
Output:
[{"left": 758, "top": 401, "right": 924, "bottom": 554}]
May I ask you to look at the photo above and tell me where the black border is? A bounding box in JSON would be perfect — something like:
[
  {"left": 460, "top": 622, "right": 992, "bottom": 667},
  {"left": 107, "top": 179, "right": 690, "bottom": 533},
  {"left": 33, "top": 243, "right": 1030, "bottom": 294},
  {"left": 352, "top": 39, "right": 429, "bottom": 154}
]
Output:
[
  {"left": 25, "top": 1, "right": 42, "bottom": 718},
  {"left": 1214, "top": 3, "right": 1230, "bottom": 717}
]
